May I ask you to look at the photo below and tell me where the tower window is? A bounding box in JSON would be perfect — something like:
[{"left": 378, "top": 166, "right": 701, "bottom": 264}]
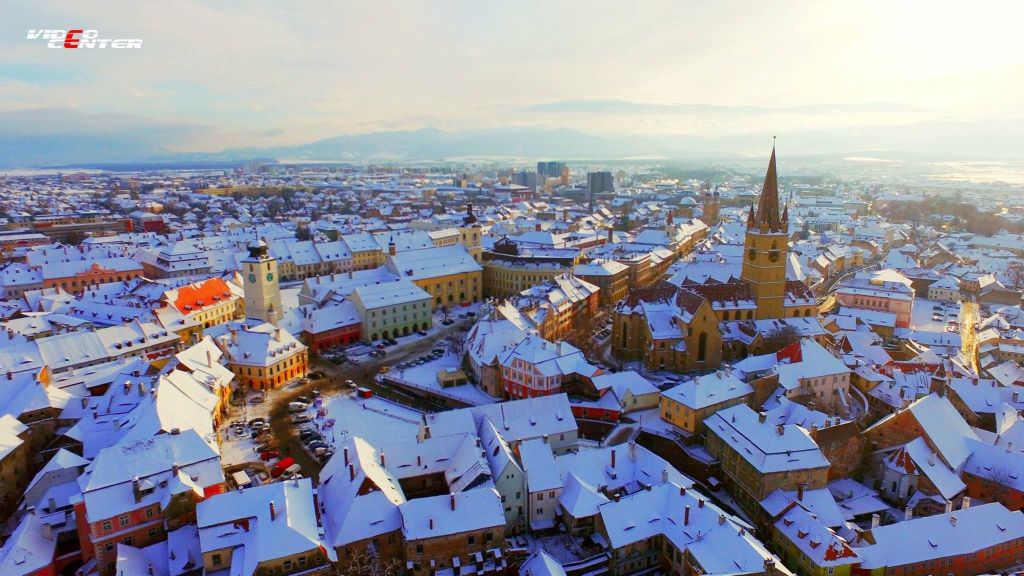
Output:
[
  {"left": 768, "top": 241, "right": 780, "bottom": 262},
  {"left": 747, "top": 247, "right": 756, "bottom": 261}
]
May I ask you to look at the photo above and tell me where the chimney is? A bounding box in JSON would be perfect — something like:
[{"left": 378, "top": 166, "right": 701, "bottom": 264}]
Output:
[
  {"left": 718, "top": 513, "right": 726, "bottom": 526},
  {"left": 944, "top": 500, "right": 953, "bottom": 514},
  {"left": 871, "top": 513, "right": 880, "bottom": 529},
  {"left": 797, "top": 484, "right": 804, "bottom": 502},
  {"left": 1008, "top": 442, "right": 1015, "bottom": 453},
  {"left": 950, "top": 514, "right": 957, "bottom": 527},
  {"left": 349, "top": 463, "right": 355, "bottom": 481},
  {"left": 758, "top": 412, "right": 767, "bottom": 424},
  {"left": 535, "top": 223, "right": 542, "bottom": 232},
  {"left": 380, "top": 450, "right": 386, "bottom": 467},
  {"left": 629, "top": 440, "right": 636, "bottom": 461},
  {"left": 662, "top": 468, "right": 669, "bottom": 483},
  {"left": 450, "top": 493, "right": 456, "bottom": 511},
  {"left": 698, "top": 498, "right": 705, "bottom": 508},
  {"left": 684, "top": 505, "right": 691, "bottom": 526},
  {"left": 679, "top": 486, "right": 686, "bottom": 496},
  {"left": 776, "top": 424, "right": 784, "bottom": 436},
  {"left": 138, "top": 382, "right": 145, "bottom": 397},
  {"left": 269, "top": 501, "right": 276, "bottom": 521},
  {"left": 47, "top": 496, "right": 57, "bottom": 513},
  {"left": 961, "top": 496, "right": 971, "bottom": 510},
  {"left": 5, "top": 371, "right": 11, "bottom": 381},
  {"left": 206, "top": 349, "right": 213, "bottom": 366},
  {"left": 610, "top": 448, "right": 616, "bottom": 469},
  {"left": 343, "top": 447, "right": 349, "bottom": 466},
  {"left": 904, "top": 505, "right": 913, "bottom": 521}
]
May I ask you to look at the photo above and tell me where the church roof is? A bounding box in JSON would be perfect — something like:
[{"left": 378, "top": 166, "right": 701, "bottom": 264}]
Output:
[{"left": 753, "top": 146, "right": 786, "bottom": 233}]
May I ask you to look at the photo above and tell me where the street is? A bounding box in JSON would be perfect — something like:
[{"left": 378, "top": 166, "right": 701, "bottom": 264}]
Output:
[{"left": 263, "top": 317, "right": 475, "bottom": 480}]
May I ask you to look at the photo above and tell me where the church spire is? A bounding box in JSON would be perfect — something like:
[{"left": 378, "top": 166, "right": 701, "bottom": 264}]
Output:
[{"left": 754, "top": 141, "right": 782, "bottom": 233}]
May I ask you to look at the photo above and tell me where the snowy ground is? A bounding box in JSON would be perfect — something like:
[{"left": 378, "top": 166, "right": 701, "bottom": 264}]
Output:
[
  {"left": 340, "top": 301, "right": 479, "bottom": 361},
  {"left": 219, "top": 390, "right": 276, "bottom": 467},
  {"left": 514, "top": 533, "right": 594, "bottom": 565},
  {"left": 910, "top": 297, "right": 961, "bottom": 332},
  {"left": 386, "top": 351, "right": 498, "bottom": 406},
  {"left": 319, "top": 393, "right": 423, "bottom": 446}
]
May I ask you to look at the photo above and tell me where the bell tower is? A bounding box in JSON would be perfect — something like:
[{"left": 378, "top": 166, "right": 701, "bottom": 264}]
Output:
[
  {"left": 701, "top": 183, "right": 720, "bottom": 226},
  {"left": 459, "top": 203, "right": 482, "bottom": 262},
  {"left": 242, "top": 240, "right": 282, "bottom": 325},
  {"left": 741, "top": 144, "right": 790, "bottom": 319}
]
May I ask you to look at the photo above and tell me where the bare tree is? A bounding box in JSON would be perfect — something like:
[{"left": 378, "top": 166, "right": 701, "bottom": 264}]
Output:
[
  {"left": 985, "top": 465, "right": 1015, "bottom": 508},
  {"left": 760, "top": 324, "right": 802, "bottom": 354},
  {"left": 332, "top": 548, "right": 402, "bottom": 576}
]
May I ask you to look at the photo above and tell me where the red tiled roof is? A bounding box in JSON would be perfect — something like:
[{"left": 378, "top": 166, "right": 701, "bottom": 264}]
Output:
[{"left": 173, "top": 277, "right": 234, "bottom": 314}]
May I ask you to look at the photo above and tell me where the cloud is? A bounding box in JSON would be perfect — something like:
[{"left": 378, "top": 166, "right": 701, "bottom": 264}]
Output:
[{"left": 518, "top": 99, "right": 933, "bottom": 116}]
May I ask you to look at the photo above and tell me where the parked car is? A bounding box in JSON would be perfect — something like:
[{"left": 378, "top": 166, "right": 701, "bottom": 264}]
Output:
[
  {"left": 259, "top": 450, "right": 280, "bottom": 461},
  {"left": 270, "top": 458, "right": 296, "bottom": 478},
  {"left": 417, "top": 330, "right": 428, "bottom": 336},
  {"left": 308, "top": 371, "right": 324, "bottom": 380},
  {"left": 249, "top": 394, "right": 266, "bottom": 404},
  {"left": 291, "top": 415, "right": 312, "bottom": 425},
  {"left": 248, "top": 417, "right": 267, "bottom": 428},
  {"left": 288, "top": 401, "right": 309, "bottom": 413},
  {"left": 312, "top": 388, "right": 321, "bottom": 397},
  {"left": 344, "top": 379, "right": 357, "bottom": 389},
  {"left": 280, "top": 464, "right": 302, "bottom": 480}
]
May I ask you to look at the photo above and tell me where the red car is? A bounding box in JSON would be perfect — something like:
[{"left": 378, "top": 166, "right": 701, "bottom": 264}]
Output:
[
  {"left": 271, "top": 457, "right": 296, "bottom": 478},
  {"left": 259, "top": 450, "right": 280, "bottom": 461}
]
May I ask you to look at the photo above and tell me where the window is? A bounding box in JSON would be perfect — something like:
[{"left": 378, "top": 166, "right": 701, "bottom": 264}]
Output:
[
  {"left": 119, "top": 515, "right": 129, "bottom": 527},
  {"left": 212, "top": 554, "right": 222, "bottom": 566},
  {"left": 102, "top": 520, "right": 112, "bottom": 532},
  {"left": 468, "top": 535, "right": 476, "bottom": 545},
  {"left": 416, "top": 544, "right": 424, "bottom": 553}
]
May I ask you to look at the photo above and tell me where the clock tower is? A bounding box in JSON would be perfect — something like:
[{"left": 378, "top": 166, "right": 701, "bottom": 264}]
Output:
[
  {"left": 242, "top": 240, "right": 282, "bottom": 325},
  {"left": 741, "top": 145, "right": 790, "bottom": 320}
]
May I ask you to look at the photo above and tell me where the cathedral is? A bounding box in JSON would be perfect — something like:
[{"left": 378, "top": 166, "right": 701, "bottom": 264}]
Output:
[{"left": 612, "top": 146, "right": 820, "bottom": 372}]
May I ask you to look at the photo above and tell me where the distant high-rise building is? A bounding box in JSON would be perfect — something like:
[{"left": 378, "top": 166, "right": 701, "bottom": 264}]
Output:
[
  {"left": 512, "top": 170, "right": 538, "bottom": 189},
  {"left": 587, "top": 171, "right": 613, "bottom": 194},
  {"left": 537, "top": 161, "right": 567, "bottom": 179},
  {"left": 587, "top": 171, "right": 613, "bottom": 211}
]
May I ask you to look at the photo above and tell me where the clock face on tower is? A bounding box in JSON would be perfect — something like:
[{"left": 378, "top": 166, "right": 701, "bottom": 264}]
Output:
[
  {"left": 248, "top": 273, "right": 256, "bottom": 283},
  {"left": 266, "top": 273, "right": 274, "bottom": 282}
]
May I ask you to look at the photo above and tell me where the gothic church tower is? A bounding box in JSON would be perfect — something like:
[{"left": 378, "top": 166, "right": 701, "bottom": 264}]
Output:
[{"left": 741, "top": 145, "right": 790, "bottom": 320}]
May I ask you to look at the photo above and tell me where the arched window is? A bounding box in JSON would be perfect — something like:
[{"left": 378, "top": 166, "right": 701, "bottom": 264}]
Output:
[{"left": 697, "top": 332, "right": 707, "bottom": 363}]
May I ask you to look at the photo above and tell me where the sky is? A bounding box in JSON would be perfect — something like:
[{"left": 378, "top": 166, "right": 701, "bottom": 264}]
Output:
[{"left": 1, "top": 0, "right": 1023, "bottom": 158}]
